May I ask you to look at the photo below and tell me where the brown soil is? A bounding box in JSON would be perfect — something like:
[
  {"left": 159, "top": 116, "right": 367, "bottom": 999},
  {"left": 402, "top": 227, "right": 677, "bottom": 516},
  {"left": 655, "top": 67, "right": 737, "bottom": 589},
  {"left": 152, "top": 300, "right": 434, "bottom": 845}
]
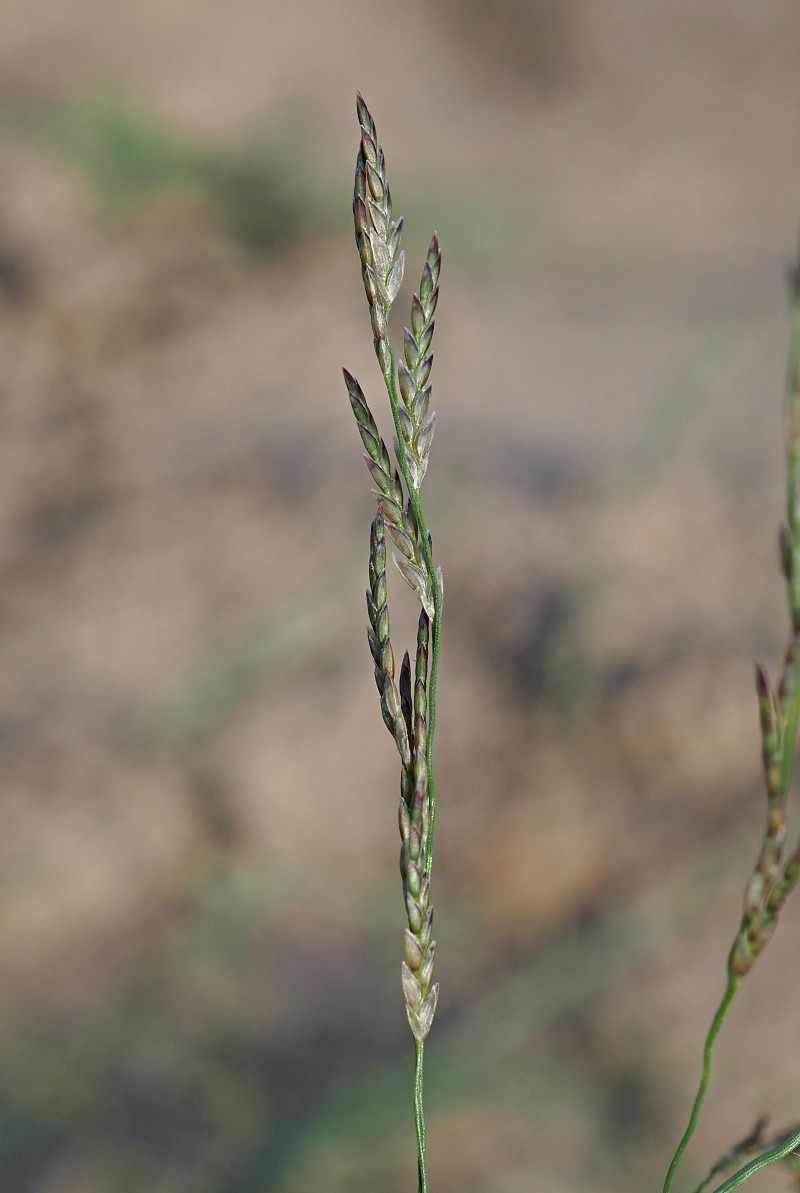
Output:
[{"left": 2, "top": 3, "right": 800, "bottom": 1191}]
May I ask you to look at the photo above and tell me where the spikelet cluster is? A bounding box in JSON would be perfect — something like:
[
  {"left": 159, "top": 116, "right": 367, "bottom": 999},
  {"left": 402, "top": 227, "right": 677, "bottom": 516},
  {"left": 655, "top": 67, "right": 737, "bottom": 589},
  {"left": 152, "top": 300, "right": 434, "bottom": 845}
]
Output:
[
  {"left": 364, "top": 514, "right": 438, "bottom": 1037},
  {"left": 398, "top": 611, "right": 438, "bottom": 1039},
  {"left": 344, "top": 368, "right": 435, "bottom": 618},
  {"left": 353, "top": 92, "right": 404, "bottom": 377},
  {"left": 730, "top": 266, "right": 800, "bottom": 978},
  {"left": 730, "top": 663, "right": 798, "bottom": 975},
  {"left": 353, "top": 95, "right": 439, "bottom": 501},
  {"left": 344, "top": 94, "right": 441, "bottom": 1041},
  {"left": 396, "top": 239, "right": 440, "bottom": 490}
]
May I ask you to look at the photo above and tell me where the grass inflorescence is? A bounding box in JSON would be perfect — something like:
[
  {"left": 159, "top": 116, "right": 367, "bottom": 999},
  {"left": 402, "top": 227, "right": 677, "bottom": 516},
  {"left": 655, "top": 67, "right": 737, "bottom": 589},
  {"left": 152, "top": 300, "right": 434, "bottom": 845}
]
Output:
[{"left": 344, "top": 94, "right": 443, "bottom": 1193}]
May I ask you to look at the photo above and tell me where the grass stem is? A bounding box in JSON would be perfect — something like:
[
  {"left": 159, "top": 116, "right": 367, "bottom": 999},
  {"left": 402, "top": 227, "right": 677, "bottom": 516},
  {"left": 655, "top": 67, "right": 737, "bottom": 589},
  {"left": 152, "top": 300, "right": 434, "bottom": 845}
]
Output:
[
  {"left": 708, "top": 1127, "right": 800, "bottom": 1193},
  {"left": 662, "top": 975, "right": 741, "bottom": 1193},
  {"left": 413, "top": 1038, "right": 428, "bottom": 1193}
]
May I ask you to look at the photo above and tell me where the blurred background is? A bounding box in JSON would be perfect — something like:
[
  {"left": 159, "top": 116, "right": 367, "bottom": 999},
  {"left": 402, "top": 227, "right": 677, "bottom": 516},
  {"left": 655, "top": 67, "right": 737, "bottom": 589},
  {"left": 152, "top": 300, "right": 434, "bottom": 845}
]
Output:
[{"left": 2, "top": 2, "right": 800, "bottom": 1191}]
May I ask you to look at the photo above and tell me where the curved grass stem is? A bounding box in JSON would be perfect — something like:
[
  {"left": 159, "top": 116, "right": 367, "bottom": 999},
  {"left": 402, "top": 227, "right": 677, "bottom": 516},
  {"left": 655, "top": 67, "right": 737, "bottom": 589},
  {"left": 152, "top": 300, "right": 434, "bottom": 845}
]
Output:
[
  {"left": 663, "top": 975, "right": 741, "bottom": 1193},
  {"left": 708, "top": 1127, "right": 800, "bottom": 1193}
]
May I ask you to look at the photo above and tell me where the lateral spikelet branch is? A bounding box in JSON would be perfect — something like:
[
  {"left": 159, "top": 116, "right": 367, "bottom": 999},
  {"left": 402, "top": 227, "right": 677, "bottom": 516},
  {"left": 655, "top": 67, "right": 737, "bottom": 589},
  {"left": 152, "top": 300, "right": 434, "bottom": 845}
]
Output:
[{"left": 729, "top": 261, "right": 800, "bottom": 978}]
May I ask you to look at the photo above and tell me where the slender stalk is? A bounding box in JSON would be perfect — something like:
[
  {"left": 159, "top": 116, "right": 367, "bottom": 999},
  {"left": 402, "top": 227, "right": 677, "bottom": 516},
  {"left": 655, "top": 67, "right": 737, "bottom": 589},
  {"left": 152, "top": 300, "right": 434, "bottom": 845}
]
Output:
[
  {"left": 662, "top": 976, "right": 741, "bottom": 1193},
  {"left": 424, "top": 584, "right": 442, "bottom": 881},
  {"left": 708, "top": 1127, "right": 800, "bottom": 1193},
  {"left": 413, "top": 1038, "right": 427, "bottom": 1193}
]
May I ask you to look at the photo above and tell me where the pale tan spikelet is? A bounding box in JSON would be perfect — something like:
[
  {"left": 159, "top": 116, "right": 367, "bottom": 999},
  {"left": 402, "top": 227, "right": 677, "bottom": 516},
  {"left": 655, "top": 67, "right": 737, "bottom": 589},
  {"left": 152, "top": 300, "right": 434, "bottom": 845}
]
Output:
[{"left": 394, "top": 556, "right": 435, "bottom": 619}]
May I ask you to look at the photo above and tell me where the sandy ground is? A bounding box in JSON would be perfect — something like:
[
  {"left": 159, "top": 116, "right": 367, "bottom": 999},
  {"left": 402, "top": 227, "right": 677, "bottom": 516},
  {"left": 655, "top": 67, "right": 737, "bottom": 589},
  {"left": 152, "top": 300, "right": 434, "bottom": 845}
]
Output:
[{"left": 2, "top": 3, "right": 800, "bottom": 1191}]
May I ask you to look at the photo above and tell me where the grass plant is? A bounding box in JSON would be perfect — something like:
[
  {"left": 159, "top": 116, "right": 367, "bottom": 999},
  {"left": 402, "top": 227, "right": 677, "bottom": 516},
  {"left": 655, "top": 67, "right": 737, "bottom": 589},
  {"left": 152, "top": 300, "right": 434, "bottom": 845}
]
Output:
[
  {"left": 343, "top": 94, "right": 442, "bottom": 1193},
  {"left": 660, "top": 259, "right": 800, "bottom": 1193},
  {"left": 343, "top": 95, "right": 800, "bottom": 1193}
]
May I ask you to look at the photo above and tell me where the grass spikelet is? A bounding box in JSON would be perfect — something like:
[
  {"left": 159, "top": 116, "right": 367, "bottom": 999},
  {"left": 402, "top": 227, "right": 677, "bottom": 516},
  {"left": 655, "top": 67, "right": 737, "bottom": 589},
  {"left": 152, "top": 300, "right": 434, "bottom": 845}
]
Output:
[
  {"left": 396, "top": 237, "right": 441, "bottom": 488},
  {"left": 367, "top": 510, "right": 411, "bottom": 769},
  {"left": 354, "top": 91, "right": 405, "bottom": 374},
  {"left": 343, "top": 364, "right": 434, "bottom": 614}
]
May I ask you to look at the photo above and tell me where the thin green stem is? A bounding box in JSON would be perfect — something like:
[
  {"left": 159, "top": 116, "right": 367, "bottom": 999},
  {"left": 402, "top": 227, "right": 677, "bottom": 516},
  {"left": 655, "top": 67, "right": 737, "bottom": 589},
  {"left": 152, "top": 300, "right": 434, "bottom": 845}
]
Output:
[
  {"left": 708, "top": 1128, "right": 800, "bottom": 1193},
  {"left": 422, "top": 578, "right": 442, "bottom": 880},
  {"left": 663, "top": 975, "right": 741, "bottom": 1193},
  {"left": 413, "top": 1037, "right": 427, "bottom": 1193},
  {"left": 779, "top": 677, "right": 800, "bottom": 792}
]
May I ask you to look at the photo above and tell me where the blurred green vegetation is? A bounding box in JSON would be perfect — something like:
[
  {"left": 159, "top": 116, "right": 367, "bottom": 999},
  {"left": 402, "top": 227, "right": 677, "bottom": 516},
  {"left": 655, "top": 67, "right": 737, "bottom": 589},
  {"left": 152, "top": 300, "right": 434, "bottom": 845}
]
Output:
[
  {"left": 0, "top": 830, "right": 751, "bottom": 1192},
  {"left": 2, "top": 93, "right": 322, "bottom": 256},
  {"left": 0, "top": 91, "right": 568, "bottom": 276}
]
